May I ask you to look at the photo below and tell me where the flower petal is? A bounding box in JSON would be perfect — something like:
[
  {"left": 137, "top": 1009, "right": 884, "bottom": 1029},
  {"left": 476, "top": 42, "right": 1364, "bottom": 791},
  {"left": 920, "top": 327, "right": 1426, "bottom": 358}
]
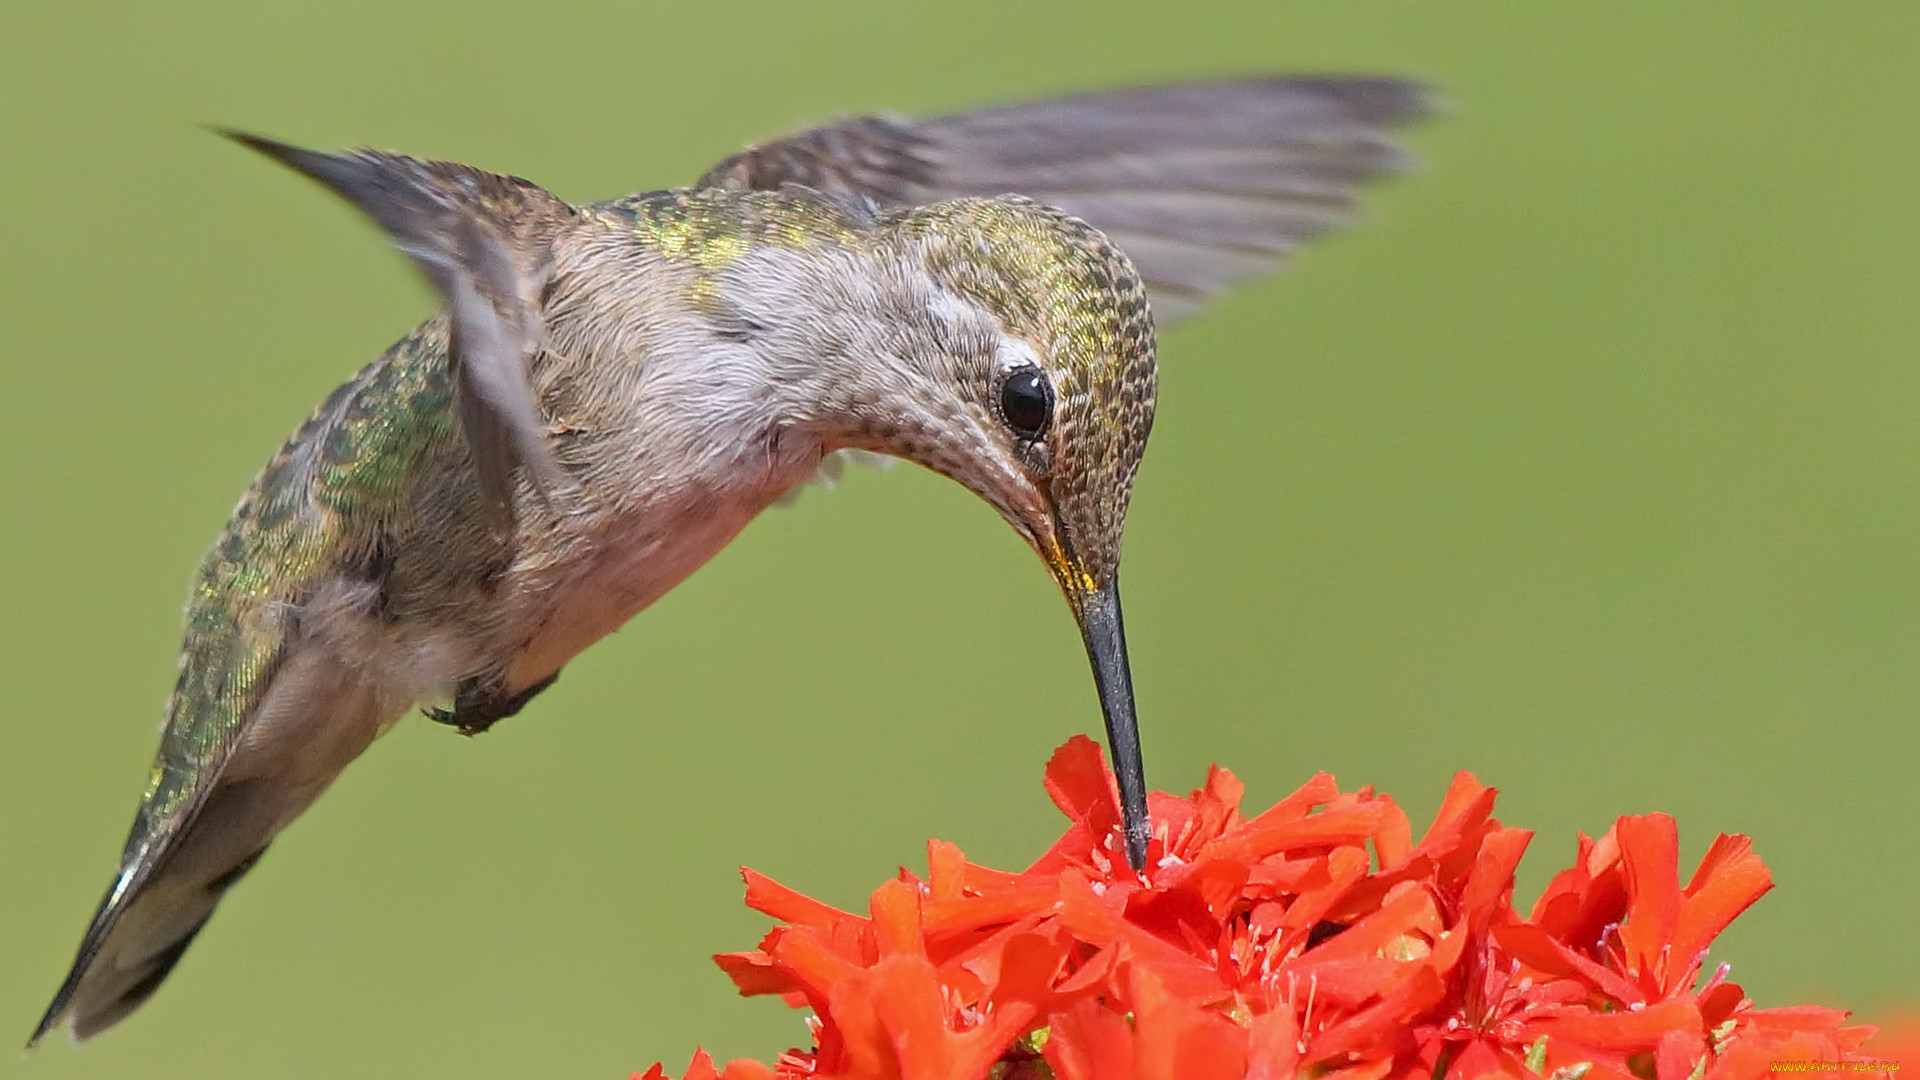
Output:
[
  {"left": 743, "top": 869, "right": 859, "bottom": 931},
  {"left": 1671, "top": 833, "right": 1772, "bottom": 975},
  {"left": 1615, "top": 815, "right": 1684, "bottom": 991},
  {"left": 1044, "top": 997, "right": 1134, "bottom": 1080},
  {"left": 1042, "top": 735, "right": 1123, "bottom": 838},
  {"left": 870, "top": 879, "right": 928, "bottom": 960},
  {"left": 1129, "top": 962, "right": 1249, "bottom": 1080}
]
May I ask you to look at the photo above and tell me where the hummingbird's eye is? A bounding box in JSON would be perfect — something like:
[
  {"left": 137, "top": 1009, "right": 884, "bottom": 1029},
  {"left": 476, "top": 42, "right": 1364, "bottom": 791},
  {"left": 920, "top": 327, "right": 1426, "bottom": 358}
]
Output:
[{"left": 997, "top": 366, "right": 1053, "bottom": 441}]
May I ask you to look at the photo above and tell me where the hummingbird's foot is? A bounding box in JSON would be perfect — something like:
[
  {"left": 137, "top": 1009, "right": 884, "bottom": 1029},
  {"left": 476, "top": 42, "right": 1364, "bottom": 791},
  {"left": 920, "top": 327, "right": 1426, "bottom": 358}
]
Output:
[{"left": 424, "top": 671, "right": 561, "bottom": 736}]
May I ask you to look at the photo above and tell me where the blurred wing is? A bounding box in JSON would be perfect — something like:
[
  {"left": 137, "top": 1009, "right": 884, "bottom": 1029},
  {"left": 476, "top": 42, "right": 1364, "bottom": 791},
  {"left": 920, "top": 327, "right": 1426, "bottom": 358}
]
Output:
[
  {"left": 697, "top": 76, "right": 1433, "bottom": 319},
  {"left": 223, "top": 132, "right": 577, "bottom": 520}
]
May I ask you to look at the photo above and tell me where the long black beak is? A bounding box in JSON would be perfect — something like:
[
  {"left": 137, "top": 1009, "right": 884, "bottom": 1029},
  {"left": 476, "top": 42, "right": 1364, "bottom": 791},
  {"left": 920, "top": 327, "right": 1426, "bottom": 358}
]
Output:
[{"left": 1073, "top": 581, "right": 1150, "bottom": 871}]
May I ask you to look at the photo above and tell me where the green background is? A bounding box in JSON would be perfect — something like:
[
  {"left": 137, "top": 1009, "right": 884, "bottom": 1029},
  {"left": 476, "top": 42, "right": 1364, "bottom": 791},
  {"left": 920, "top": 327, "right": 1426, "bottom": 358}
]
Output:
[{"left": 2, "top": 4, "right": 1915, "bottom": 1077}]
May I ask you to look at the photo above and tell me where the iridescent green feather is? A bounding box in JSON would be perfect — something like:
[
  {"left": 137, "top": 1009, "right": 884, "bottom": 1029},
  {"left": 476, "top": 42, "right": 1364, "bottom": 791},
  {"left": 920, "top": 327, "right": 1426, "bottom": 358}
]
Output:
[{"left": 127, "top": 322, "right": 457, "bottom": 859}]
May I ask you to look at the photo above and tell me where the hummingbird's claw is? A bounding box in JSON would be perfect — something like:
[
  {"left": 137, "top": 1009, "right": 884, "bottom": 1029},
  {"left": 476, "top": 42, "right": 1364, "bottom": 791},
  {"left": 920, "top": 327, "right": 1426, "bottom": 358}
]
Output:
[{"left": 423, "top": 671, "right": 560, "bottom": 736}]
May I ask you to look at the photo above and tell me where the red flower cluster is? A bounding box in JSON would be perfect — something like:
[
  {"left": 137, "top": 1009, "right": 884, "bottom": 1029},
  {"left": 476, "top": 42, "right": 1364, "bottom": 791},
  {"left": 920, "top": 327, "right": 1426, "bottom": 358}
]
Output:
[{"left": 637, "top": 738, "right": 1895, "bottom": 1080}]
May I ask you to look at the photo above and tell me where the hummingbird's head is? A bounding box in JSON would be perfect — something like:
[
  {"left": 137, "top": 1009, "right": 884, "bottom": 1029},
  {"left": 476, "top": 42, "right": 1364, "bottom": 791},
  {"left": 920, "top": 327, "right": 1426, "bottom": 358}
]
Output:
[
  {"left": 891, "top": 198, "right": 1158, "bottom": 588},
  {"left": 865, "top": 197, "right": 1159, "bottom": 868}
]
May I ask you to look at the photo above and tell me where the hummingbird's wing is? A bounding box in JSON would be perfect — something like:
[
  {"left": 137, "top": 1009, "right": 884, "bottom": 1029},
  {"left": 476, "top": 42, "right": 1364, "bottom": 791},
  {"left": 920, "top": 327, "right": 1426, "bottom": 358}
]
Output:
[
  {"left": 696, "top": 76, "right": 1433, "bottom": 320},
  {"left": 35, "top": 139, "right": 592, "bottom": 1042},
  {"left": 222, "top": 133, "right": 579, "bottom": 522},
  {"left": 28, "top": 328, "right": 480, "bottom": 1044}
]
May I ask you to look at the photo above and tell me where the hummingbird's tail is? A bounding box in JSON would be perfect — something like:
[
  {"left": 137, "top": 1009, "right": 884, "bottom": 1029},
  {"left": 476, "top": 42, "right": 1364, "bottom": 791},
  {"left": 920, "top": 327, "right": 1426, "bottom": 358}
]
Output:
[
  {"left": 32, "top": 655, "right": 392, "bottom": 1045},
  {"left": 33, "top": 783, "right": 284, "bottom": 1042}
]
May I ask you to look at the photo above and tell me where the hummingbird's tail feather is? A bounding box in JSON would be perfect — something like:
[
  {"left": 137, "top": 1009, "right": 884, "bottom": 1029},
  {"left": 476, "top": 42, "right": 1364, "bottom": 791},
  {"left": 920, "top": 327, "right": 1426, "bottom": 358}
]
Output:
[
  {"left": 218, "top": 129, "right": 579, "bottom": 522},
  {"left": 33, "top": 653, "right": 393, "bottom": 1045},
  {"left": 32, "top": 787, "right": 269, "bottom": 1044}
]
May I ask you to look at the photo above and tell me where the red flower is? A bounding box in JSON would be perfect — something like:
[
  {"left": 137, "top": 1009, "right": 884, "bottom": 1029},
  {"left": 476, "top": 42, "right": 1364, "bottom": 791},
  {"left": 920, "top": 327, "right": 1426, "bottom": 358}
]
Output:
[
  {"left": 635, "top": 738, "right": 1897, "bottom": 1080},
  {"left": 634, "top": 1047, "right": 775, "bottom": 1080}
]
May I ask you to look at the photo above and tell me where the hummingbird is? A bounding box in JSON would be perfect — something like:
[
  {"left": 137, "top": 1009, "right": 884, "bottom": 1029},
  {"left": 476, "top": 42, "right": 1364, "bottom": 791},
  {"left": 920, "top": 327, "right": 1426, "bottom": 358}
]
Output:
[{"left": 32, "top": 75, "right": 1428, "bottom": 1043}]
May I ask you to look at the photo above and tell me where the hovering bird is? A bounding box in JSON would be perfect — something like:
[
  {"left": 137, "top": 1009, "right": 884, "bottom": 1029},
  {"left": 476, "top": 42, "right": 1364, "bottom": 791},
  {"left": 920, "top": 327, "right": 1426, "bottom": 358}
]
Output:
[{"left": 33, "top": 75, "right": 1429, "bottom": 1043}]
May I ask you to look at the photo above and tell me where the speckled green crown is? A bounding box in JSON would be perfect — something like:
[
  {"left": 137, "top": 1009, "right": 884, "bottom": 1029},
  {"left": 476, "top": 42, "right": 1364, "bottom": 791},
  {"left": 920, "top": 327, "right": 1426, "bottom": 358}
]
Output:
[{"left": 901, "top": 197, "right": 1158, "bottom": 583}]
